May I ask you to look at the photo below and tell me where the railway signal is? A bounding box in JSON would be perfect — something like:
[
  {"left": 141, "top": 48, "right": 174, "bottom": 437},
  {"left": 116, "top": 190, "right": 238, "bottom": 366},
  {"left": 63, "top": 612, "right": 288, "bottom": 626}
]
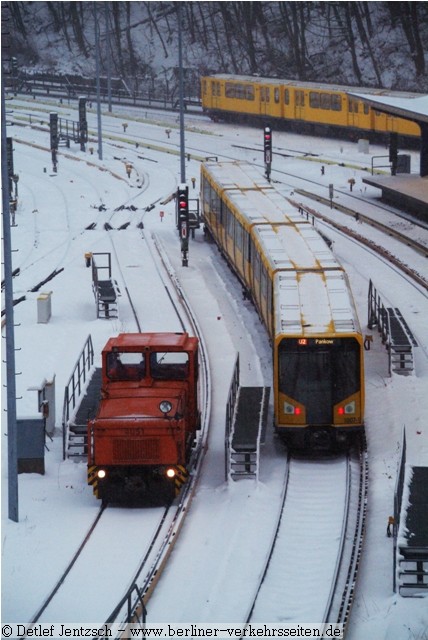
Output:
[
  {"left": 264, "top": 126, "right": 272, "bottom": 181},
  {"left": 49, "top": 112, "right": 58, "bottom": 173},
  {"left": 389, "top": 132, "right": 398, "bottom": 176},
  {"left": 177, "top": 184, "right": 189, "bottom": 266},
  {"left": 78, "top": 97, "right": 88, "bottom": 152}
]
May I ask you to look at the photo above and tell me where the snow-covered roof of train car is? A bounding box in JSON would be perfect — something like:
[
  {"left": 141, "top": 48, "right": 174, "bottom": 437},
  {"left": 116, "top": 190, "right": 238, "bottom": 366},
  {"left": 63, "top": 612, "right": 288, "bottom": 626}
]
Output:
[
  {"left": 203, "top": 161, "right": 304, "bottom": 225},
  {"left": 203, "top": 161, "right": 268, "bottom": 191},
  {"left": 274, "top": 270, "right": 360, "bottom": 337},
  {"left": 252, "top": 223, "right": 340, "bottom": 272}
]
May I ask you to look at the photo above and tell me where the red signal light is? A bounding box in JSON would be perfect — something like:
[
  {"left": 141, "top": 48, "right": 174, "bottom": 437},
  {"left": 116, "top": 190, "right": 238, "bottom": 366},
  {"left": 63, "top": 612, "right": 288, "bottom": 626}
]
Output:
[
  {"left": 295, "top": 407, "right": 301, "bottom": 415},
  {"left": 338, "top": 407, "right": 344, "bottom": 415}
]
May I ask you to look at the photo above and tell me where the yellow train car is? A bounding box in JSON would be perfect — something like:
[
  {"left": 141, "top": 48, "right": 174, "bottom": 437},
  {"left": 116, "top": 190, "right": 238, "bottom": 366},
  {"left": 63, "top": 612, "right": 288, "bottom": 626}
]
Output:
[
  {"left": 201, "top": 160, "right": 365, "bottom": 450},
  {"left": 201, "top": 74, "right": 421, "bottom": 141}
]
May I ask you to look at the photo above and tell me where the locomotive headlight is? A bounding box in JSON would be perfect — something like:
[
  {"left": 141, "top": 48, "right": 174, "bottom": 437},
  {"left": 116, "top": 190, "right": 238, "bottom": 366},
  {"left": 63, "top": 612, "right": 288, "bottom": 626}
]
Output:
[
  {"left": 159, "top": 400, "right": 173, "bottom": 415},
  {"left": 344, "top": 401, "right": 356, "bottom": 414},
  {"left": 338, "top": 401, "right": 356, "bottom": 415},
  {"left": 97, "top": 469, "right": 106, "bottom": 479},
  {"left": 166, "top": 468, "right": 176, "bottom": 478},
  {"left": 284, "top": 401, "right": 301, "bottom": 415}
]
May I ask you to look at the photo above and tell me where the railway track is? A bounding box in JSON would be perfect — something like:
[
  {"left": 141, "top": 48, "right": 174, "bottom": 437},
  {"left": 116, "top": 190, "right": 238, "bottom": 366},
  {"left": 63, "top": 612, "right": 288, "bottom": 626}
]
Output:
[
  {"left": 24, "top": 195, "right": 211, "bottom": 626},
  {"left": 246, "top": 443, "right": 367, "bottom": 634},
  {"left": 294, "top": 188, "right": 428, "bottom": 257},
  {"left": 7, "top": 97, "right": 422, "bottom": 635},
  {"left": 289, "top": 197, "right": 428, "bottom": 292}
]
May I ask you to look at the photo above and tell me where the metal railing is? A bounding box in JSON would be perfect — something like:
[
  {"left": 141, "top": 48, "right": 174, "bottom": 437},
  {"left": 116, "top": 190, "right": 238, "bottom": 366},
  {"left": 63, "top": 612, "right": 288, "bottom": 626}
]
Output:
[
  {"left": 225, "top": 354, "right": 240, "bottom": 481},
  {"left": 62, "top": 335, "right": 94, "bottom": 459},
  {"left": 394, "top": 427, "right": 407, "bottom": 593}
]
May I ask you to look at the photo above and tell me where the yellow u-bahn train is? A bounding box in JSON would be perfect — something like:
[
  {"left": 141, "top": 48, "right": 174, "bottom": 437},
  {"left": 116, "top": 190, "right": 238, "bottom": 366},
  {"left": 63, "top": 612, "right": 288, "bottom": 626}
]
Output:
[
  {"left": 201, "top": 160, "right": 365, "bottom": 450},
  {"left": 201, "top": 74, "right": 421, "bottom": 142}
]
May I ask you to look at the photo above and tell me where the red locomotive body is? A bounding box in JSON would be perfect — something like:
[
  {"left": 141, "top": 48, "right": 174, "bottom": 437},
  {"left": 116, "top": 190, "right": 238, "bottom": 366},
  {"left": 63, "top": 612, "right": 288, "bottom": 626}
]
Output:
[{"left": 87, "top": 332, "right": 200, "bottom": 504}]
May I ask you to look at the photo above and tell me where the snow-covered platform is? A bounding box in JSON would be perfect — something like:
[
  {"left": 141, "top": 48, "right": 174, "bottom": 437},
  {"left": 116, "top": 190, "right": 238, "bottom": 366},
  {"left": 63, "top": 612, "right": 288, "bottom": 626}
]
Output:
[
  {"left": 362, "top": 175, "right": 428, "bottom": 221},
  {"left": 397, "top": 466, "right": 428, "bottom": 596}
]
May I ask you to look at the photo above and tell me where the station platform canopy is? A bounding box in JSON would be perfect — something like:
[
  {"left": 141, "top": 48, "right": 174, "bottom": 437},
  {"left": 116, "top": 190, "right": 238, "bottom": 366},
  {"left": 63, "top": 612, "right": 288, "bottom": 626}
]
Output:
[
  {"left": 349, "top": 93, "right": 428, "bottom": 125},
  {"left": 349, "top": 91, "right": 428, "bottom": 219}
]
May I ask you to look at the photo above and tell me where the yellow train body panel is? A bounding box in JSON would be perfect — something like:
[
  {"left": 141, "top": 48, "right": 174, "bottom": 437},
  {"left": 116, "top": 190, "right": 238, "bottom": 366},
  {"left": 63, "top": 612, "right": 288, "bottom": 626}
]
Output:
[
  {"left": 201, "top": 160, "right": 365, "bottom": 450},
  {"left": 201, "top": 74, "right": 421, "bottom": 138}
]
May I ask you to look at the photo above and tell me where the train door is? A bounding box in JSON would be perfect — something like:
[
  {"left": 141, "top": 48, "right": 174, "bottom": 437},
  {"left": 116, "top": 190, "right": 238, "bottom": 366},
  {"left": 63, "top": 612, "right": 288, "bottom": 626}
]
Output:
[
  {"left": 259, "top": 85, "right": 270, "bottom": 117},
  {"left": 211, "top": 79, "right": 221, "bottom": 110},
  {"left": 386, "top": 114, "right": 397, "bottom": 133},
  {"left": 348, "top": 98, "right": 359, "bottom": 129},
  {"left": 294, "top": 89, "right": 305, "bottom": 121}
]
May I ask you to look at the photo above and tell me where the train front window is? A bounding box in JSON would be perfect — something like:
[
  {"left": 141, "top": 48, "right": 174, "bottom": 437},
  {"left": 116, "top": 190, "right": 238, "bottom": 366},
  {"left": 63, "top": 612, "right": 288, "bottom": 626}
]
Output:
[
  {"left": 107, "top": 352, "right": 146, "bottom": 381},
  {"left": 150, "top": 352, "right": 189, "bottom": 380},
  {"left": 278, "top": 339, "right": 360, "bottom": 424}
]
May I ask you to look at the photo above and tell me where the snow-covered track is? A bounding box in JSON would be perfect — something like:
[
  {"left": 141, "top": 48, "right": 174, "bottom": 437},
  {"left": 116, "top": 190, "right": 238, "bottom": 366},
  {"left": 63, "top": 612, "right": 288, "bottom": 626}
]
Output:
[
  {"left": 31, "top": 216, "right": 211, "bottom": 626},
  {"left": 290, "top": 198, "right": 428, "bottom": 292},
  {"left": 245, "top": 443, "right": 367, "bottom": 632},
  {"left": 90, "top": 232, "right": 212, "bottom": 636},
  {"left": 324, "top": 444, "right": 368, "bottom": 631},
  {"left": 28, "top": 506, "right": 171, "bottom": 624}
]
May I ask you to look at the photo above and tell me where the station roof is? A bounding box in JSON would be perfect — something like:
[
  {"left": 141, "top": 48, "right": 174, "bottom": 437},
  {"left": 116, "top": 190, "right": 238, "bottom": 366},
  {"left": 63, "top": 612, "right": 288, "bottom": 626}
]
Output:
[{"left": 349, "top": 92, "right": 428, "bottom": 124}]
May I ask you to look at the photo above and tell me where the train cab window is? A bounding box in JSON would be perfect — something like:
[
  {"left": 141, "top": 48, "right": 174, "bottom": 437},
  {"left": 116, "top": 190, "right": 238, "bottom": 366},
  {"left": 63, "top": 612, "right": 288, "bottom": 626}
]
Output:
[
  {"left": 202, "top": 80, "right": 207, "bottom": 96},
  {"left": 364, "top": 104, "right": 369, "bottom": 115},
  {"left": 246, "top": 85, "right": 255, "bottom": 101},
  {"left": 150, "top": 352, "right": 189, "bottom": 381},
  {"left": 284, "top": 89, "right": 290, "bottom": 105},
  {"left": 274, "top": 88, "right": 280, "bottom": 104},
  {"left": 309, "top": 92, "right": 320, "bottom": 108},
  {"left": 107, "top": 352, "right": 146, "bottom": 381}
]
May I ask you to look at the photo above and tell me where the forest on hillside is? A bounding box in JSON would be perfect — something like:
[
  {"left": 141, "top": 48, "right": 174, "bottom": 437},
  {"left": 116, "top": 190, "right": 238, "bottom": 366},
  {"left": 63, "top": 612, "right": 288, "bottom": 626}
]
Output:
[{"left": 5, "top": 1, "right": 428, "bottom": 92}]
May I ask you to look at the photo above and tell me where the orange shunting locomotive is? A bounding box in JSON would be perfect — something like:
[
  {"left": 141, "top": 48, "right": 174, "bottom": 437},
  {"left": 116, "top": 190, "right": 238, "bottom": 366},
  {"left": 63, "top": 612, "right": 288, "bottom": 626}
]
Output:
[{"left": 87, "top": 332, "right": 200, "bottom": 505}]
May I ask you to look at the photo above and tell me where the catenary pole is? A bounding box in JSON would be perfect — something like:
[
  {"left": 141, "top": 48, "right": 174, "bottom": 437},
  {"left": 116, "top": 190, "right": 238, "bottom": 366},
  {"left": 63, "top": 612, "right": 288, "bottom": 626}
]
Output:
[
  {"left": 1, "top": 76, "right": 19, "bottom": 522},
  {"left": 104, "top": 2, "right": 112, "bottom": 113},
  {"left": 177, "top": 4, "right": 185, "bottom": 183},
  {"left": 94, "top": 1, "right": 103, "bottom": 160}
]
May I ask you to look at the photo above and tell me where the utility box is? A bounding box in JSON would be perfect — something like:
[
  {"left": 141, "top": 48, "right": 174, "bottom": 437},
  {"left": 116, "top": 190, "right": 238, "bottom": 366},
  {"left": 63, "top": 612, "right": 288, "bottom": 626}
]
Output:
[
  {"left": 17, "top": 417, "right": 45, "bottom": 474},
  {"left": 37, "top": 291, "right": 52, "bottom": 323},
  {"left": 397, "top": 154, "right": 411, "bottom": 174},
  {"left": 358, "top": 138, "right": 370, "bottom": 154}
]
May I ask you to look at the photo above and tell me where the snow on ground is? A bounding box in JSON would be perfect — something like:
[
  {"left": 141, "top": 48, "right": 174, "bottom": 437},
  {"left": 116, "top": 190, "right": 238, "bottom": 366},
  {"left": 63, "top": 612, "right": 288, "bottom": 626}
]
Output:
[{"left": 2, "top": 103, "right": 428, "bottom": 639}]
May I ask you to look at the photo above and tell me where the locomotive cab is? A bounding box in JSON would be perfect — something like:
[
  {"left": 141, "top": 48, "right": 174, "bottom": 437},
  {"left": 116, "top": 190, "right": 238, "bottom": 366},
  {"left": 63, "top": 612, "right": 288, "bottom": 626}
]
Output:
[{"left": 87, "top": 332, "right": 200, "bottom": 505}]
